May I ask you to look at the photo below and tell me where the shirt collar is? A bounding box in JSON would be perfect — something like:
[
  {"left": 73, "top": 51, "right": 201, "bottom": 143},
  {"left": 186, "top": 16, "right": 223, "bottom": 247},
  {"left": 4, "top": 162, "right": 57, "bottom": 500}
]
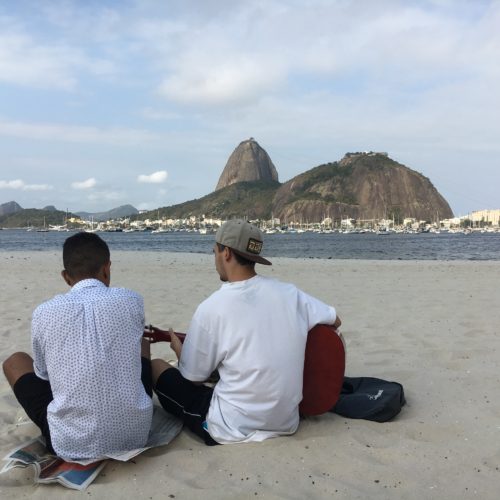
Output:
[
  {"left": 71, "top": 278, "right": 107, "bottom": 292},
  {"left": 222, "top": 274, "right": 260, "bottom": 289}
]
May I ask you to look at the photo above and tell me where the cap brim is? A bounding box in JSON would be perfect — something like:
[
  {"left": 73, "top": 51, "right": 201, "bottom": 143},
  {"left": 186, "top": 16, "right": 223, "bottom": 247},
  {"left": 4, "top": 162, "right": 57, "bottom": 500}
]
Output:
[{"left": 232, "top": 248, "right": 272, "bottom": 265}]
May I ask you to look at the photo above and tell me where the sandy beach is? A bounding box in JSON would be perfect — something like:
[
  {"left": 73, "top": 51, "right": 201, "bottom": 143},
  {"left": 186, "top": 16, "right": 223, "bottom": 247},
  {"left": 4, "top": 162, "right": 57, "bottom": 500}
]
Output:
[{"left": 0, "top": 251, "right": 499, "bottom": 499}]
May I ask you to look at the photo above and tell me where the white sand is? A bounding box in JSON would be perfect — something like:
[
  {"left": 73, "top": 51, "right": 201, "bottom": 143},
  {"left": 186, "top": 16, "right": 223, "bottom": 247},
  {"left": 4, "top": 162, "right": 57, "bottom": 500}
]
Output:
[{"left": 0, "top": 251, "right": 499, "bottom": 499}]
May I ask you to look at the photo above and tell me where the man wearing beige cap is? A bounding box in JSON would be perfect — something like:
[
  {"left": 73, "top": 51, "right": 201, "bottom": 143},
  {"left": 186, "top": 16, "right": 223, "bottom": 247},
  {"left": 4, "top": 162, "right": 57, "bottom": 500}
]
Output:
[{"left": 152, "top": 219, "right": 341, "bottom": 445}]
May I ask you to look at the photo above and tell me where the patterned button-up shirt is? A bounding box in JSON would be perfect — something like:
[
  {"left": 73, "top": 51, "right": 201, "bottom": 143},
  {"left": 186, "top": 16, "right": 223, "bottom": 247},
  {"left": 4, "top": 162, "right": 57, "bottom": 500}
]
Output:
[{"left": 32, "top": 279, "right": 152, "bottom": 460}]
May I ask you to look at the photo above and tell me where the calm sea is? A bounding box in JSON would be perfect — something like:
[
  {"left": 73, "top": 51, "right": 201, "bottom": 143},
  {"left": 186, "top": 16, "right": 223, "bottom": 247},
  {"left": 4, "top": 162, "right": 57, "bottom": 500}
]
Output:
[{"left": 1, "top": 229, "right": 499, "bottom": 260}]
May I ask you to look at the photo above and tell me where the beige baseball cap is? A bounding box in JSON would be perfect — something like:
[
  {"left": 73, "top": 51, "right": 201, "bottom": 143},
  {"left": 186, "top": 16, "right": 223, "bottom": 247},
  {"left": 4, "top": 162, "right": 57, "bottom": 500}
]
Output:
[{"left": 215, "top": 219, "right": 272, "bottom": 265}]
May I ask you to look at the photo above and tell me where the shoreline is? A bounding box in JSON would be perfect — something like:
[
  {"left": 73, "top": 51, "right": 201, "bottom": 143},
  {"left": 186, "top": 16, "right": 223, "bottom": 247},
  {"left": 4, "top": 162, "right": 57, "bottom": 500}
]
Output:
[
  {"left": 2, "top": 248, "right": 500, "bottom": 262},
  {"left": 2, "top": 229, "right": 500, "bottom": 261},
  {"left": 1, "top": 252, "right": 499, "bottom": 498}
]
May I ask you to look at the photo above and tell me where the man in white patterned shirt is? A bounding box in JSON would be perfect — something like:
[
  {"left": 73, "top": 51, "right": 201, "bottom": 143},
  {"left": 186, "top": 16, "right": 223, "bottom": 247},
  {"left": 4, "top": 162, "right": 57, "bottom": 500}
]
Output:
[{"left": 2, "top": 232, "right": 153, "bottom": 461}]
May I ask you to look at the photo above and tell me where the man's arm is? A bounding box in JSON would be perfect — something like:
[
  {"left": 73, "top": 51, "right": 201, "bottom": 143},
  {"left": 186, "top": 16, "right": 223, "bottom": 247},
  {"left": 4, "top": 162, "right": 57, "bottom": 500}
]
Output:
[
  {"left": 178, "top": 315, "right": 221, "bottom": 382},
  {"left": 169, "top": 329, "right": 183, "bottom": 359},
  {"left": 31, "top": 310, "right": 49, "bottom": 380}
]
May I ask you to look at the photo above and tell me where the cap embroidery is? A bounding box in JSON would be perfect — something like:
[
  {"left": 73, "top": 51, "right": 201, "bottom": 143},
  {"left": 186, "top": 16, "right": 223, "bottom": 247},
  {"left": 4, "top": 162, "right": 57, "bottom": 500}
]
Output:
[{"left": 247, "top": 238, "right": 263, "bottom": 254}]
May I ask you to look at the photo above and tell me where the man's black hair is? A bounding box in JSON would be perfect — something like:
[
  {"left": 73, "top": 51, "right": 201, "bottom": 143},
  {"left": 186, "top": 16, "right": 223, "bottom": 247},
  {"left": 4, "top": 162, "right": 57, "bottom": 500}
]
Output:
[
  {"left": 63, "top": 232, "right": 110, "bottom": 278},
  {"left": 216, "top": 243, "right": 256, "bottom": 268}
]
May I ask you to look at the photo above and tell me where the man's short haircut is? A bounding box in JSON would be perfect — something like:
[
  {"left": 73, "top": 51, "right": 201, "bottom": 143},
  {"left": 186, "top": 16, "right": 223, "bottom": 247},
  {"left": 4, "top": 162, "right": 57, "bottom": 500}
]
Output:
[
  {"left": 63, "top": 232, "right": 110, "bottom": 279},
  {"left": 216, "top": 243, "right": 256, "bottom": 268}
]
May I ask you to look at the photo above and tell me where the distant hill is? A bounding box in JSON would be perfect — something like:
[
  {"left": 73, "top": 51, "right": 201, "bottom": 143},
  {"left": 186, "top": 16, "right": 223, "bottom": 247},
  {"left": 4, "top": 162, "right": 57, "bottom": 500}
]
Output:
[
  {"left": 0, "top": 208, "right": 76, "bottom": 229},
  {"left": 0, "top": 201, "right": 23, "bottom": 217},
  {"left": 272, "top": 153, "right": 453, "bottom": 223},
  {"left": 76, "top": 204, "right": 139, "bottom": 222}
]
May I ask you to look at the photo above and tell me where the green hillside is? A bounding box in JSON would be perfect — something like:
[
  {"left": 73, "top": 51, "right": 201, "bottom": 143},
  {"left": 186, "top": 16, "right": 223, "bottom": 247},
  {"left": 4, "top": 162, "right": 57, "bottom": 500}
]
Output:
[
  {"left": 0, "top": 209, "right": 75, "bottom": 228},
  {"left": 139, "top": 180, "right": 281, "bottom": 221}
]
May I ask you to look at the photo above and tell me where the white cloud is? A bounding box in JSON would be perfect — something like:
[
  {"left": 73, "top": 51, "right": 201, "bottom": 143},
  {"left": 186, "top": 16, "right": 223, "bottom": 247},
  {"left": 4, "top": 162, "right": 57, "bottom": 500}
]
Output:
[
  {"left": 23, "top": 183, "right": 54, "bottom": 191},
  {"left": 133, "top": 0, "right": 500, "bottom": 110},
  {"left": 0, "top": 179, "right": 24, "bottom": 189},
  {"left": 40, "top": 3, "right": 123, "bottom": 43},
  {"left": 71, "top": 178, "right": 97, "bottom": 190},
  {"left": 137, "top": 171, "right": 168, "bottom": 184},
  {"left": 0, "top": 120, "right": 160, "bottom": 146},
  {"left": 158, "top": 59, "right": 284, "bottom": 105},
  {"left": 0, "top": 31, "right": 75, "bottom": 90},
  {"left": 0, "top": 20, "right": 115, "bottom": 90},
  {"left": 0, "top": 179, "right": 53, "bottom": 191}
]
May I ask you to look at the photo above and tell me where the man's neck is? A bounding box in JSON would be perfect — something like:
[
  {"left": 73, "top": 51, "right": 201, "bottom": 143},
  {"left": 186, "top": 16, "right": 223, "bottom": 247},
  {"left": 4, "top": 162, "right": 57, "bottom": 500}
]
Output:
[
  {"left": 226, "top": 268, "right": 257, "bottom": 283},
  {"left": 64, "top": 274, "right": 108, "bottom": 288}
]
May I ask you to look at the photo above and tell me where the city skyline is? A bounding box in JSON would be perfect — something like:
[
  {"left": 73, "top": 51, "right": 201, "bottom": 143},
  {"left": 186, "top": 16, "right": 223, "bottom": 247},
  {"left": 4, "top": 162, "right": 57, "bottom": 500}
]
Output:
[{"left": 1, "top": 0, "right": 499, "bottom": 217}]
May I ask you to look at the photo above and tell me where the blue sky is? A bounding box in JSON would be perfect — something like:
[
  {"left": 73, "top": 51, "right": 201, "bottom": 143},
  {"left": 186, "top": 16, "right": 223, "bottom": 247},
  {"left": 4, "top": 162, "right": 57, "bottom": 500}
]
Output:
[{"left": 0, "top": 0, "right": 498, "bottom": 216}]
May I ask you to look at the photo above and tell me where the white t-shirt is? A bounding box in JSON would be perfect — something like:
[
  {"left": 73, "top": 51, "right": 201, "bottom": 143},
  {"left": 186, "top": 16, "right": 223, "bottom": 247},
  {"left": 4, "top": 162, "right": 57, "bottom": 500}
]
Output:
[
  {"left": 32, "top": 279, "right": 153, "bottom": 460},
  {"left": 179, "top": 275, "right": 336, "bottom": 444}
]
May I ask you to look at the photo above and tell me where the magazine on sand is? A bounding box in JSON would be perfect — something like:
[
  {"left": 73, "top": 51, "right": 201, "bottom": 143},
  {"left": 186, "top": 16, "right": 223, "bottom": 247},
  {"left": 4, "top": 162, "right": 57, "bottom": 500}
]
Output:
[{"left": 1, "top": 406, "right": 183, "bottom": 490}]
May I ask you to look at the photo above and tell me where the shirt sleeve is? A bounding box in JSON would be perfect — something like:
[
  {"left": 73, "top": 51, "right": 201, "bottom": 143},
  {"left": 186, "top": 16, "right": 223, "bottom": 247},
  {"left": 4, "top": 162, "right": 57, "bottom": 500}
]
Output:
[
  {"left": 134, "top": 294, "right": 146, "bottom": 338},
  {"left": 31, "top": 309, "right": 49, "bottom": 381},
  {"left": 298, "top": 289, "right": 337, "bottom": 330},
  {"left": 179, "top": 313, "right": 222, "bottom": 382}
]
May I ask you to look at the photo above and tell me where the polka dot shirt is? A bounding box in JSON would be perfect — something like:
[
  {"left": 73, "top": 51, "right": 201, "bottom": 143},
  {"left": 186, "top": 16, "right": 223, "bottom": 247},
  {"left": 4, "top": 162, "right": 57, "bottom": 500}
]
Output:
[{"left": 32, "top": 279, "right": 153, "bottom": 460}]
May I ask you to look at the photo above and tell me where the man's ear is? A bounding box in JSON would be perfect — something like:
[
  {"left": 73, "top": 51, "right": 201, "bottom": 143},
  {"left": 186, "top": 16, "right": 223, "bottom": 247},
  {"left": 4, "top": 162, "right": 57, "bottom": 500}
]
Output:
[
  {"left": 61, "top": 270, "right": 73, "bottom": 287},
  {"left": 223, "top": 247, "right": 232, "bottom": 262},
  {"left": 102, "top": 261, "right": 111, "bottom": 286}
]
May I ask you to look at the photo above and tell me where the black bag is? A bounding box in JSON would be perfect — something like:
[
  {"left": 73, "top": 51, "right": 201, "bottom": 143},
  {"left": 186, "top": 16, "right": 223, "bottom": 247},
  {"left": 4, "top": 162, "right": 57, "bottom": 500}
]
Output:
[{"left": 330, "top": 376, "right": 406, "bottom": 422}]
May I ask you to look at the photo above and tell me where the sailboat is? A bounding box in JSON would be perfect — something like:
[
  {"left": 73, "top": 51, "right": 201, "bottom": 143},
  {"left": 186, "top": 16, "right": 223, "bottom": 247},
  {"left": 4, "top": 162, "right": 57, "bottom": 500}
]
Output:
[
  {"left": 85, "top": 217, "right": 99, "bottom": 233},
  {"left": 151, "top": 210, "right": 169, "bottom": 233},
  {"left": 36, "top": 217, "right": 49, "bottom": 232},
  {"left": 151, "top": 225, "right": 170, "bottom": 234},
  {"left": 51, "top": 209, "right": 70, "bottom": 231}
]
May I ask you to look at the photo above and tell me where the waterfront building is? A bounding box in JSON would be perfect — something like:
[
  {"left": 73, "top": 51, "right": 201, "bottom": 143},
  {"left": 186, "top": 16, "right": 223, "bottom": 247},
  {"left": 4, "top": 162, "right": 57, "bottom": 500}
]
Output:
[{"left": 470, "top": 209, "right": 500, "bottom": 227}]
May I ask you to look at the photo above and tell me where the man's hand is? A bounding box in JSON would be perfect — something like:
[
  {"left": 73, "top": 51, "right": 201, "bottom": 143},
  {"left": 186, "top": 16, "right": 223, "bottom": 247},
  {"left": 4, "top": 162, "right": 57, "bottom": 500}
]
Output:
[
  {"left": 169, "top": 328, "right": 183, "bottom": 360},
  {"left": 333, "top": 314, "right": 342, "bottom": 329}
]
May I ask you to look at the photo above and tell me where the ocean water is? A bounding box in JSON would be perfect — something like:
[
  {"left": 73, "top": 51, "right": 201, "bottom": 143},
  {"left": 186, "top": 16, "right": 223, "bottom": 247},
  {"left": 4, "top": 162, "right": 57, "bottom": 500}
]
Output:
[{"left": 1, "top": 229, "right": 499, "bottom": 260}]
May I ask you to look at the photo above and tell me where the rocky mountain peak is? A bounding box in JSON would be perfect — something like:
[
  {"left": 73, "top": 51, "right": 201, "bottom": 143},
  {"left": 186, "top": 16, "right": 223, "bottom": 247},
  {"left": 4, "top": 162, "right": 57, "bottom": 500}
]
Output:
[
  {"left": 272, "top": 153, "right": 453, "bottom": 222},
  {"left": 0, "top": 201, "right": 23, "bottom": 217},
  {"left": 215, "top": 138, "right": 279, "bottom": 191}
]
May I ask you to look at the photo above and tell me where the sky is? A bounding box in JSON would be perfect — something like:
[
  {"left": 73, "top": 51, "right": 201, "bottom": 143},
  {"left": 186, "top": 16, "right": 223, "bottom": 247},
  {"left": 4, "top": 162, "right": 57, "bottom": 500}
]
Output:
[{"left": 1, "top": 0, "right": 499, "bottom": 217}]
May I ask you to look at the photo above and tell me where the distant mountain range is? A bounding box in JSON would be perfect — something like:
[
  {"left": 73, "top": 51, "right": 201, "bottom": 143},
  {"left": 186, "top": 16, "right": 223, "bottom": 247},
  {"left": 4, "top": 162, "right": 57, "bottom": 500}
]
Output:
[
  {"left": 138, "top": 140, "right": 453, "bottom": 223},
  {"left": 0, "top": 202, "right": 139, "bottom": 228},
  {"left": 1, "top": 139, "right": 455, "bottom": 228}
]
